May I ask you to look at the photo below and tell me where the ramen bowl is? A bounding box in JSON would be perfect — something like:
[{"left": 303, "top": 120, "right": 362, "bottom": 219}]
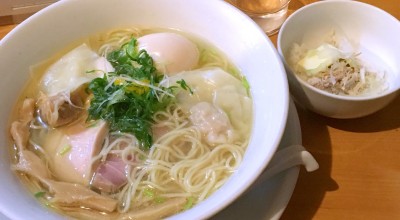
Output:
[
  {"left": 0, "top": 0, "right": 288, "bottom": 219},
  {"left": 278, "top": 0, "right": 400, "bottom": 119}
]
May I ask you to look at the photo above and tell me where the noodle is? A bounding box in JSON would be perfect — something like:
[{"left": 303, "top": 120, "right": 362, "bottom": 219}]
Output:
[
  {"left": 9, "top": 28, "right": 252, "bottom": 219},
  {"left": 90, "top": 102, "right": 246, "bottom": 213},
  {"left": 97, "top": 28, "right": 142, "bottom": 57}
]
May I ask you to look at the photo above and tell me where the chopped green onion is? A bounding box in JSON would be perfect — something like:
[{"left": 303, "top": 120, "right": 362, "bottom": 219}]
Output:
[
  {"left": 176, "top": 79, "right": 193, "bottom": 94},
  {"left": 183, "top": 197, "right": 195, "bottom": 210},
  {"left": 57, "top": 145, "right": 71, "bottom": 156},
  {"left": 155, "top": 196, "right": 166, "bottom": 204},
  {"left": 138, "top": 154, "right": 146, "bottom": 161},
  {"left": 241, "top": 76, "right": 250, "bottom": 94},
  {"left": 34, "top": 191, "right": 46, "bottom": 198},
  {"left": 87, "top": 36, "right": 193, "bottom": 149},
  {"left": 144, "top": 188, "right": 154, "bottom": 198},
  {"left": 143, "top": 188, "right": 166, "bottom": 203}
]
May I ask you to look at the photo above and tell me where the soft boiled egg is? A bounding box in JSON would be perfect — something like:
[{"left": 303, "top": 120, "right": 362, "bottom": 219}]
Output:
[{"left": 138, "top": 32, "right": 199, "bottom": 75}]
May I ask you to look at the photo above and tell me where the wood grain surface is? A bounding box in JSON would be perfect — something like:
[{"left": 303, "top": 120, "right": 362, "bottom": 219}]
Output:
[{"left": 277, "top": 1, "right": 400, "bottom": 220}]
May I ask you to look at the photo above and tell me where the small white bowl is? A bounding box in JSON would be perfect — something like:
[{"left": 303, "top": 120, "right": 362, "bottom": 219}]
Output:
[
  {"left": 0, "top": 0, "right": 288, "bottom": 219},
  {"left": 278, "top": 0, "right": 400, "bottom": 119}
]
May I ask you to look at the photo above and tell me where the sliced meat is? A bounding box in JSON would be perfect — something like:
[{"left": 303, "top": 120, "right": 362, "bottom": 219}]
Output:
[
  {"left": 91, "top": 154, "right": 128, "bottom": 193},
  {"left": 12, "top": 130, "right": 117, "bottom": 214},
  {"left": 13, "top": 152, "right": 117, "bottom": 213},
  {"left": 37, "top": 85, "right": 89, "bottom": 128},
  {"left": 43, "top": 119, "right": 108, "bottom": 185}
]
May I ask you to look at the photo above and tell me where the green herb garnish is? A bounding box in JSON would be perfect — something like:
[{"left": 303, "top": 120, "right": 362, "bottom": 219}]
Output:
[
  {"left": 241, "top": 76, "right": 250, "bottom": 94},
  {"left": 34, "top": 191, "right": 46, "bottom": 198},
  {"left": 144, "top": 188, "right": 165, "bottom": 203},
  {"left": 57, "top": 145, "right": 71, "bottom": 156},
  {"left": 87, "top": 37, "right": 192, "bottom": 149},
  {"left": 144, "top": 188, "right": 155, "bottom": 198},
  {"left": 176, "top": 79, "right": 193, "bottom": 94},
  {"left": 183, "top": 197, "right": 195, "bottom": 210},
  {"left": 155, "top": 196, "right": 166, "bottom": 204}
]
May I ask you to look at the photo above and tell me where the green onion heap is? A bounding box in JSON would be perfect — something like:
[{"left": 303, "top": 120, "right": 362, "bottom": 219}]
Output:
[{"left": 87, "top": 37, "right": 190, "bottom": 149}]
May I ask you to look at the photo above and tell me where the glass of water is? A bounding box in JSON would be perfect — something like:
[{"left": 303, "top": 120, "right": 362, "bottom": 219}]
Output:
[{"left": 227, "top": 0, "right": 291, "bottom": 36}]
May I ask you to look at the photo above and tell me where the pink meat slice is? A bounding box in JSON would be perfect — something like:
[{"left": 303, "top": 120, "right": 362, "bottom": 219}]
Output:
[
  {"left": 47, "top": 119, "right": 108, "bottom": 185},
  {"left": 91, "top": 154, "right": 128, "bottom": 193}
]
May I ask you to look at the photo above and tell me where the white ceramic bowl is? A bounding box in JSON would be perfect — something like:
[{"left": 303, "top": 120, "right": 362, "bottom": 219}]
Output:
[
  {"left": 0, "top": 0, "right": 289, "bottom": 219},
  {"left": 278, "top": 0, "right": 400, "bottom": 119}
]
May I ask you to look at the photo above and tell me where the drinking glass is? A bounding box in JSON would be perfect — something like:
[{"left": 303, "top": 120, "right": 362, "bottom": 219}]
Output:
[{"left": 227, "top": 0, "right": 291, "bottom": 36}]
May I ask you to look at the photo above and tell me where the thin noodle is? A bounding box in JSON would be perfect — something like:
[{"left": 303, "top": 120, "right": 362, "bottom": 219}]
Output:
[{"left": 15, "top": 28, "right": 250, "bottom": 219}]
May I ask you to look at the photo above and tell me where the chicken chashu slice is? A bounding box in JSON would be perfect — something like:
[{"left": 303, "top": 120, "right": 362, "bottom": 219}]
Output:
[{"left": 10, "top": 99, "right": 118, "bottom": 212}]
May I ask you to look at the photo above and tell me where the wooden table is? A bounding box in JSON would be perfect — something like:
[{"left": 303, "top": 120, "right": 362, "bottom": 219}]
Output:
[
  {"left": 276, "top": 1, "right": 400, "bottom": 219},
  {"left": 1, "top": 1, "right": 399, "bottom": 219}
]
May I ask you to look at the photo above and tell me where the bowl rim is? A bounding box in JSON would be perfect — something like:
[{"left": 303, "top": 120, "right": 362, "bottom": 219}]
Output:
[
  {"left": 277, "top": 0, "right": 400, "bottom": 101},
  {"left": 0, "top": 0, "right": 289, "bottom": 219}
]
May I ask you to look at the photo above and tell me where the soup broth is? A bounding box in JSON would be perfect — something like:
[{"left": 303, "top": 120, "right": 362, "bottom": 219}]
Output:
[{"left": 9, "top": 28, "right": 252, "bottom": 219}]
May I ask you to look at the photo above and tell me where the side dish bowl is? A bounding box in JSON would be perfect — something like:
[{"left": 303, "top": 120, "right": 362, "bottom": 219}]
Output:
[
  {"left": 0, "top": 0, "right": 288, "bottom": 219},
  {"left": 278, "top": 0, "right": 400, "bottom": 118}
]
